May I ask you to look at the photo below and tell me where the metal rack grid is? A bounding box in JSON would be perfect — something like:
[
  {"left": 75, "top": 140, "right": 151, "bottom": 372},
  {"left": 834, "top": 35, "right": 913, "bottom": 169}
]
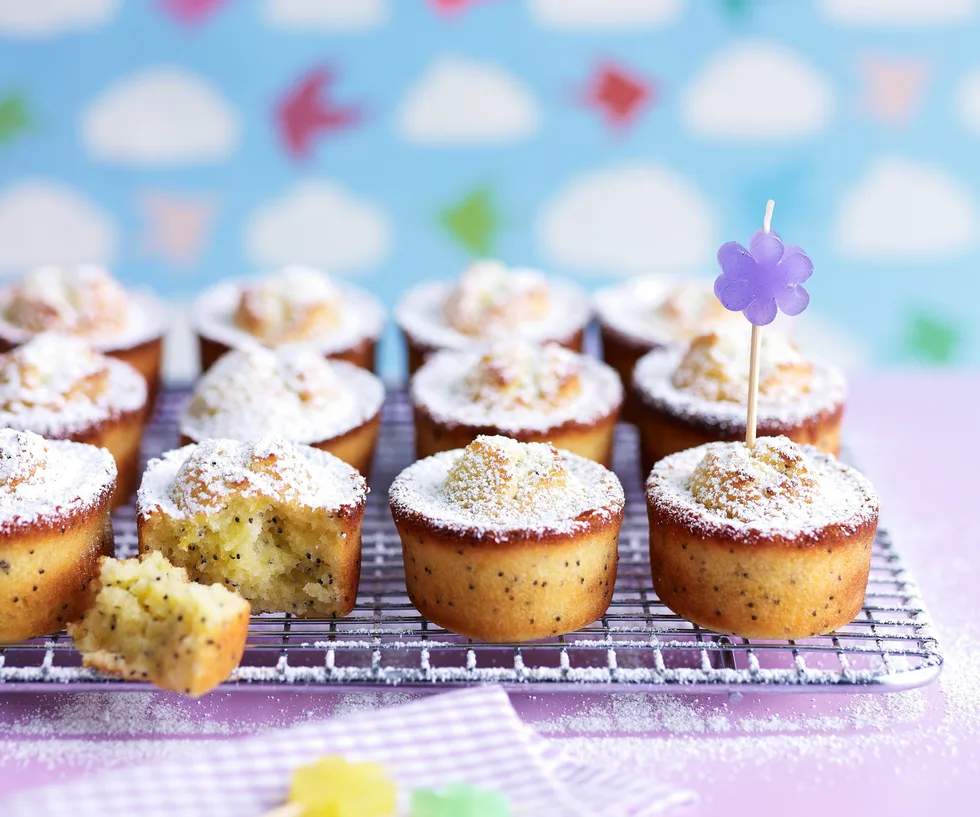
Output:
[{"left": 0, "top": 388, "right": 942, "bottom": 693}]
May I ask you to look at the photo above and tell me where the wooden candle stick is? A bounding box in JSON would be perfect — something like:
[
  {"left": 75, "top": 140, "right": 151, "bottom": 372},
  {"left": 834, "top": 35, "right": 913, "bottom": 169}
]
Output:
[
  {"left": 714, "top": 198, "right": 813, "bottom": 450},
  {"left": 744, "top": 200, "right": 774, "bottom": 448}
]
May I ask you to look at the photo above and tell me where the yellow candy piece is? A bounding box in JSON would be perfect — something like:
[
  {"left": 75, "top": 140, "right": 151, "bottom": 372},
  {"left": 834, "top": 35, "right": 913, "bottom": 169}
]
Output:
[{"left": 288, "top": 756, "right": 397, "bottom": 817}]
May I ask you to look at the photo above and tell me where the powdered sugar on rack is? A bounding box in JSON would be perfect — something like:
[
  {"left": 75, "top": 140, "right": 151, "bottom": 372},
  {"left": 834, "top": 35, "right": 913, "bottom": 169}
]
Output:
[{"left": 0, "top": 389, "right": 942, "bottom": 694}]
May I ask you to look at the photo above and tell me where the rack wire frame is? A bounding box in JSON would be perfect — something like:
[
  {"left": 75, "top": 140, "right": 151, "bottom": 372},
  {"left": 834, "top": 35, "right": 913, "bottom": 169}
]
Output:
[{"left": 0, "top": 388, "right": 943, "bottom": 694}]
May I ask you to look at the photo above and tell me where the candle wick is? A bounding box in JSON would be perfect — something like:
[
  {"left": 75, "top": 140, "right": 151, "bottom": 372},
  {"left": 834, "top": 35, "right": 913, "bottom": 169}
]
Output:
[{"left": 763, "top": 199, "right": 775, "bottom": 234}]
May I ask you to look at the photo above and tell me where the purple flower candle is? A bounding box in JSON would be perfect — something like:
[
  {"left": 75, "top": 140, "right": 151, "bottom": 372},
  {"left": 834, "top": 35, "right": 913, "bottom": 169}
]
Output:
[
  {"left": 712, "top": 201, "right": 813, "bottom": 447},
  {"left": 714, "top": 200, "right": 813, "bottom": 327}
]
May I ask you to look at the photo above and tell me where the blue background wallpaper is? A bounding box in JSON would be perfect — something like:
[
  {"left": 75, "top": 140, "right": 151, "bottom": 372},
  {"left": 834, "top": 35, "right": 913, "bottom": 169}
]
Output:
[{"left": 0, "top": 0, "right": 976, "bottom": 376}]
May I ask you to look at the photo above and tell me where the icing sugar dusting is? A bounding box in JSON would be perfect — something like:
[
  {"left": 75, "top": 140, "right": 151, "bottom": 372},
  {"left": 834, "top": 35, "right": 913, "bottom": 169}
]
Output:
[
  {"left": 633, "top": 336, "right": 845, "bottom": 433},
  {"left": 594, "top": 276, "right": 743, "bottom": 346},
  {"left": 395, "top": 276, "right": 591, "bottom": 352},
  {"left": 194, "top": 276, "right": 384, "bottom": 355},
  {"left": 542, "top": 688, "right": 930, "bottom": 812},
  {"left": 0, "top": 269, "right": 166, "bottom": 352},
  {"left": 3, "top": 264, "right": 129, "bottom": 335},
  {"left": 411, "top": 343, "right": 622, "bottom": 433},
  {"left": 179, "top": 346, "right": 384, "bottom": 445},
  {"left": 390, "top": 436, "right": 624, "bottom": 539},
  {"left": 0, "top": 428, "right": 116, "bottom": 529},
  {"left": 0, "top": 334, "right": 147, "bottom": 436},
  {"left": 442, "top": 260, "right": 550, "bottom": 336},
  {"left": 689, "top": 436, "right": 823, "bottom": 523},
  {"left": 233, "top": 266, "right": 343, "bottom": 344},
  {"left": 138, "top": 437, "right": 367, "bottom": 520},
  {"left": 442, "top": 436, "right": 589, "bottom": 522},
  {"left": 647, "top": 438, "right": 878, "bottom": 541},
  {"left": 670, "top": 329, "right": 809, "bottom": 403}
]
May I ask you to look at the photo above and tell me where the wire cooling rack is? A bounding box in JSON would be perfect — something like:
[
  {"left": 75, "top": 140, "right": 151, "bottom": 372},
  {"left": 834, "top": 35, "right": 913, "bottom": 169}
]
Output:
[{"left": 0, "top": 388, "right": 942, "bottom": 694}]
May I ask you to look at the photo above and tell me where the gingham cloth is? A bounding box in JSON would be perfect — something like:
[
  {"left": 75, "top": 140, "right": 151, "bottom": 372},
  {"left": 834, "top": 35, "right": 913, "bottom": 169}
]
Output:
[{"left": 2, "top": 685, "right": 693, "bottom": 816}]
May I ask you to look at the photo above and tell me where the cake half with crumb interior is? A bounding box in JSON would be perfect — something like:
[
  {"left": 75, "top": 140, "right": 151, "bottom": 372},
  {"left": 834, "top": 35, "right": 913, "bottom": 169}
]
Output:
[
  {"left": 68, "top": 552, "right": 250, "bottom": 697},
  {"left": 411, "top": 341, "right": 622, "bottom": 465},
  {"left": 137, "top": 437, "right": 367, "bottom": 619},
  {"left": 0, "top": 428, "right": 116, "bottom": 643},
  {"left": 390, "top": 435, "right": 624, "bottom": 642},
  {"left": 645, "top": 436, "right": 879, "bottom": 639}
]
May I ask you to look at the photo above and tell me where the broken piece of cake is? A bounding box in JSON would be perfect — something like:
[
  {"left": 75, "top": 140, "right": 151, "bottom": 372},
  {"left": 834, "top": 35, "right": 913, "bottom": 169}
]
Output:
[
  {"left": 136, "top": 437, "right": 368, "bottom": 618},
  {"left": 67, "top": 551, "right": 250, "bottom": 697}
]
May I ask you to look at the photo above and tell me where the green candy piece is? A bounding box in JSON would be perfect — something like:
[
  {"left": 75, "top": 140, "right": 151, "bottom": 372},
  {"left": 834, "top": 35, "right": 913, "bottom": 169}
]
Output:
[{"left": 410, "top": 783, "right": 510, "bottom": 817}]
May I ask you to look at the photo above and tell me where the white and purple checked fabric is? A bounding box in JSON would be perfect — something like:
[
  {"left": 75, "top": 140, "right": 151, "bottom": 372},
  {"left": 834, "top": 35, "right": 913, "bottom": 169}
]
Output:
[{"left": 1, "top": 686, "right": 693, "bottom": 816}]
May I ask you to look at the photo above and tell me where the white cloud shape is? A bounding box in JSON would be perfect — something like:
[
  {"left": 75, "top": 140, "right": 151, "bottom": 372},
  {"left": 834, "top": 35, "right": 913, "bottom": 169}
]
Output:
[
  {"left": 244, "top": 180, "right": 391, "bottom": 273},
  {"left": 682, "top": 42, "right": 833, "bottom": 140},
  {"left": 834, "top": 156, "right": 977, "bottom": 261},
  {"left": 537, "top": 163, "right": 714, "bottom": 276},
  {"left": 0, "top": 181, "right": 116, "bottom": 272},
  {"left": 529, "top": 0, "right": 683, "bottom": 29},
  {"left": 263, "top": 0, "right": 387, "bottom": 29},
  {"left": 955, "top": 67, "right": 980, "bottom": 135},
  {"left": 0, "top": 0, "right": 116, "bottom": 37},
  {"left": 398, "top": 56, "right": 540, "bottom": 146},
  {"left": 81, "top": 66, "right": 239, "bottom": 166},
  {"left": 819, "top": 0, "right": 975, "bottom": 26}
]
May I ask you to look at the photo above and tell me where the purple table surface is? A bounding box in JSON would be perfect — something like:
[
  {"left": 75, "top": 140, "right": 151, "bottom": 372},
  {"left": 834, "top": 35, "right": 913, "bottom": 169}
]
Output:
[{"left": 1, "top": 372, "right": 978, "bottom": 815}]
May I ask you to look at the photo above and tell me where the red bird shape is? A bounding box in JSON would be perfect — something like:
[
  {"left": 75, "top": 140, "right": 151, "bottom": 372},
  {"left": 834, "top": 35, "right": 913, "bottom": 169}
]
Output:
[
  {"left": 579, "top": 63, "right": 655, "bottom": 129},
  {"left": 276, "top": 67, "right": 362, "bottom": 159}
]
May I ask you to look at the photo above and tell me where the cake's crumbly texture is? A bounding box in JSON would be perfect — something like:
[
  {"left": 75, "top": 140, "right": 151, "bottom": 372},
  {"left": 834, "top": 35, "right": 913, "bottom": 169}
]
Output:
[
  {"left": 68, "top": 552, "right": 250, "bottom": 698},
  {"left": 462, "top": 342, "right": 582, "bottom": 411},
  {"left": 443, "top": 260, "right": 550, "bottom": 336},
  {"left": 139, "top": 438, "right": 366, "bottom": 618},
  {"left": 689, "top": 436, "right": 819, "bottom": 523},
  {"left": 233, "top": 266, "right": 342, "bottom": 344},
  {"left": 146, "top": 497, "right": 359, "bottom": 616},
  {"left": 652, "top": 280, "right": 735, "bottom": 338},
  {"left": 670, "top": 329, "right": 814, "bottom": 404},
  {"left": 5, "top": 264, "right": 129, "bottom": 335},
  {"left": 443, "top": 435, "right": 588, "bottom": 523}
]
